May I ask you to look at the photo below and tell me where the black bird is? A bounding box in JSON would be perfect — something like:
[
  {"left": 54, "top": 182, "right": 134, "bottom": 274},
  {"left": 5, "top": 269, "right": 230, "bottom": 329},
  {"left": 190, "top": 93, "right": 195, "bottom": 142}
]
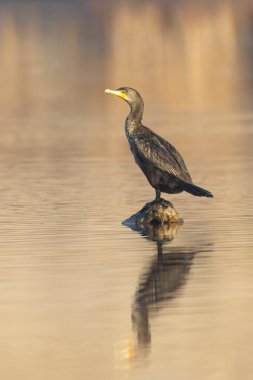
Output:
[{"left": 105, "top": 87, "right": 213, "bottom": 200}]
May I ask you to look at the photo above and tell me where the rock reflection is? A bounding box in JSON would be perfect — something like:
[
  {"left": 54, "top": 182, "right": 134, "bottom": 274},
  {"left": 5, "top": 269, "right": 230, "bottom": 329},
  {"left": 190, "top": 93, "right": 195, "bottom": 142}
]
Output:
[{"left": 139, "top": 222, "right": 180, "bottom": 243}]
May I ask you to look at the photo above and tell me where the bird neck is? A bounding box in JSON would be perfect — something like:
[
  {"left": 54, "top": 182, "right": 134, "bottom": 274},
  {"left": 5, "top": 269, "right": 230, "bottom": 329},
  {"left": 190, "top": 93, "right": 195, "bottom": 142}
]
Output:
[
  {"left": 125, "top": 116, "right": 142, "bottom": 137},
  {"left": 127, "top": 100, "right": 144, "bottom": 123}
]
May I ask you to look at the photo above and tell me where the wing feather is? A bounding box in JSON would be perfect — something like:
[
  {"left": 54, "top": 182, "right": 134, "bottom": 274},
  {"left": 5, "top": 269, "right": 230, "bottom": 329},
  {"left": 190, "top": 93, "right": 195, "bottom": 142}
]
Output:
[{"left": 133, "top": 127, "right": 192, "bottom": 183}]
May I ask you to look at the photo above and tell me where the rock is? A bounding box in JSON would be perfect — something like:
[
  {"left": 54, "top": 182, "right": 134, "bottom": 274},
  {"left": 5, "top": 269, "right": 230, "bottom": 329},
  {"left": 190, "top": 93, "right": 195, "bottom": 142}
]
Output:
[{"left": 123, "top": 198, "right": 183, "bottom": 241}]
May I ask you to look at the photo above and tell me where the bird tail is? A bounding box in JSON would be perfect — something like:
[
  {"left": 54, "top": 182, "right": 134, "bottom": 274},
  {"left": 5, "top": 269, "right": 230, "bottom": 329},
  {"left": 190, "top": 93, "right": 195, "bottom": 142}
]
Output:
[{"left": 182, "top": 182, "right": 213, "bottom": 198}]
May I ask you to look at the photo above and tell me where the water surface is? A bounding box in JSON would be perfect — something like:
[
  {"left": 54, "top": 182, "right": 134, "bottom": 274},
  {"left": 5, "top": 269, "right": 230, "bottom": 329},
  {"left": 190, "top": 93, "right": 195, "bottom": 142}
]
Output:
[{"left": 0, "top": 1, "right": 253, "bottom": 380}]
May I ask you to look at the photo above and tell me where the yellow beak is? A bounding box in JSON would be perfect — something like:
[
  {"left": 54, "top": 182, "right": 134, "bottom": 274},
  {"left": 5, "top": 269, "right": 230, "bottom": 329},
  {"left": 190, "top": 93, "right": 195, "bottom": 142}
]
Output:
[{"left": 105, "top": 89, "right": 127, "bottom": 99}]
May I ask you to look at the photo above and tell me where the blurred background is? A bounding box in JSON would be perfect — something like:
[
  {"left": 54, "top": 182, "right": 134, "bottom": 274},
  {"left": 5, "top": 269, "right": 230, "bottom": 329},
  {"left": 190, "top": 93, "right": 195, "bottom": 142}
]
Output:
[
  {"left": 0, "top": 1, "right": 253, "bottom": 380},
  {"left": 1, "top": 0, "right": 253, "bottom": 152},
  {"left": 2, "top": 0, "right": 253, "bottom": 114}
]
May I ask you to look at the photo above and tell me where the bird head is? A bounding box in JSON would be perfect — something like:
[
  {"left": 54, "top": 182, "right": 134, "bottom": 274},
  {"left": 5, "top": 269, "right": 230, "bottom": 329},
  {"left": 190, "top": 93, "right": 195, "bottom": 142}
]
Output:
[{"left": 105, "top": 87, "right": 143, "bottom": 108}]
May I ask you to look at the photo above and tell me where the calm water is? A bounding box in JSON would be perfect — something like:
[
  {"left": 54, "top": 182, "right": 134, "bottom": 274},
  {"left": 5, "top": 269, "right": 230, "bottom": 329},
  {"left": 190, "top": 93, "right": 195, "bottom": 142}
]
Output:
[{"left": 0, "top": 1, "right": 253, "bottom": 380}]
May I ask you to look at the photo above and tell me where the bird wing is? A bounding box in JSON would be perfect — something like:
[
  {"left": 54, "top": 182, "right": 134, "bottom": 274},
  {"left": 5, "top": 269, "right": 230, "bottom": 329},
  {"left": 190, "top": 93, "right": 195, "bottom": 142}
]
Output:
[{"left": 133, "top": 127, "right": 192, "bottom": 183}]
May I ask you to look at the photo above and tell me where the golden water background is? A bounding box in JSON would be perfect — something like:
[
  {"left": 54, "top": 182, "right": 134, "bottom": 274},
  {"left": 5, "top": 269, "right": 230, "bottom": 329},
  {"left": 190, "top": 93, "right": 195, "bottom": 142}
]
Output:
[{"left": 0, "top": 1, "right": 253, "bottom": 380}]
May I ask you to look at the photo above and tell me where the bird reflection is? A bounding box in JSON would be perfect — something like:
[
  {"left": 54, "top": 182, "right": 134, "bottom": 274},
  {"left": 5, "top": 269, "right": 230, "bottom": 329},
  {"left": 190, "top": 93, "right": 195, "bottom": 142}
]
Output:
[
  {"left": 130, "top": 222, "right": 195, "bottom": 358},
  {"left": 132, "top": 239, "right": 194, "bottom": 357},
  {"left": 122, "top": 217, "right": 212, "bottom": 364},
  {"left": 116, "top": 206, "right": 213, "bottom": 368}
]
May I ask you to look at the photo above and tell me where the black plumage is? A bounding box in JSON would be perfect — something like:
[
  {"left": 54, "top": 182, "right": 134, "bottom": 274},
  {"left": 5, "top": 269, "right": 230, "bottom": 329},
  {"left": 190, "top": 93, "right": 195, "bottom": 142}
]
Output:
[{"left": 105, "top": 87, "right": 213, "bottom": 200}]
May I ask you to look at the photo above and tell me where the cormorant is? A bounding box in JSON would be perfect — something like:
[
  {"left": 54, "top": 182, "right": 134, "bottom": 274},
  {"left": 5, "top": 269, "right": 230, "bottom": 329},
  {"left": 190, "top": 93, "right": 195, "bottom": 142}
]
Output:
[{"left": 105, "top": 87, "right": 213, "bottom": 200}]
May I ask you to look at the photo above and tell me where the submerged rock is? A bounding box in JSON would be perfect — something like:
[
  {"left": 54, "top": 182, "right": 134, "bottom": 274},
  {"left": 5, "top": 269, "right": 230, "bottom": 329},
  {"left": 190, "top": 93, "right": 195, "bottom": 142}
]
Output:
[{"left": 123, "top": 198, "right": 183, "bottom": 241}]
